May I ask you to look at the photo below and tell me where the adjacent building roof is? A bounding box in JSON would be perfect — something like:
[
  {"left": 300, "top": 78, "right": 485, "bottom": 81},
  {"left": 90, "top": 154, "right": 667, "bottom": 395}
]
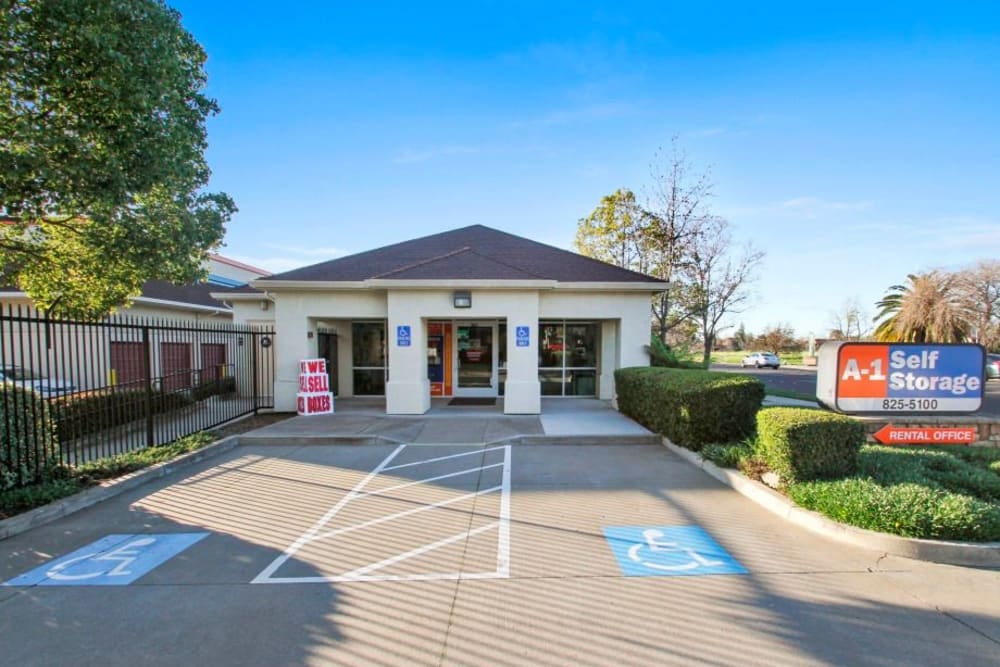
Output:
[{"left": 260, "top": 225, "right": 666, "bottom": 285}]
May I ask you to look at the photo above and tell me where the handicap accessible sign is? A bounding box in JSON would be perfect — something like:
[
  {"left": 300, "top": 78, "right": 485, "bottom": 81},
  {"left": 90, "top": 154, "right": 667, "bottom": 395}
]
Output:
[
  {"left": 603, "top": 525, "right": 747, "bottom": 577},
  {"left": 3, "top": 533, "right": 209, "bottom": 586},
  {"left": 397, "top": 325, "right": 411, "bottom": 347},
  {"left": 515, "top": 326, "right": 530, "bottom": 347}
]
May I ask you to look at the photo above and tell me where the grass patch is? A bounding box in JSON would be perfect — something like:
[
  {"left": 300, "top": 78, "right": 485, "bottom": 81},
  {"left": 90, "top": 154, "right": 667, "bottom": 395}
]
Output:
[
  {"left": 710, "top": 351, "right": 804, "bottom": 365},
  {"left": 786, "top": 445, "right": 1000, "bottom": 541},
  {"left": 0, "top": 432, "right": 215, "bottom": 520}
]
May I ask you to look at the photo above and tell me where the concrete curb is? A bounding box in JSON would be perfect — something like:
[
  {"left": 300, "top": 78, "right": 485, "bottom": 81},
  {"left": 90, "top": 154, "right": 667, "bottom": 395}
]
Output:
[
  {"left": 239, "top": 433, "right": 663, "bottom": 447},
  {"left": 0, "top": 435, "right": 242, "bottom": 542},
  {"left": 662, "top": 438, "right": 1000, "bottom": 568}
]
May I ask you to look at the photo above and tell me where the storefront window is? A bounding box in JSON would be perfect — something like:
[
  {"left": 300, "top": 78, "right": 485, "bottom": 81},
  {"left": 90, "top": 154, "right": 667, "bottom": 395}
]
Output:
[
  {"left": 352, "top": 322, "right": 386, "bottom": 395},
  {"left": 538, "top": 321, "right": 598, "bottom": 396}
]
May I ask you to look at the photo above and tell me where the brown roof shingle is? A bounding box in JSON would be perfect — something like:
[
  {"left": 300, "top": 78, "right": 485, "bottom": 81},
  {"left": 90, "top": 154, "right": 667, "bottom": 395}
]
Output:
[{"left": 263, "top": 225, "right": 665, "bottom": 284}]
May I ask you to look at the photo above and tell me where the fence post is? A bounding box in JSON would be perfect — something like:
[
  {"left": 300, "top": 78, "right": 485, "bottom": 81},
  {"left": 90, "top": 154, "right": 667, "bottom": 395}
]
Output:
[
  {"left": 251, "top": 331, "right": 259, "bottom": 416},
  {"left": 142, "top": 325, "right": 154, "bottom": 448}
]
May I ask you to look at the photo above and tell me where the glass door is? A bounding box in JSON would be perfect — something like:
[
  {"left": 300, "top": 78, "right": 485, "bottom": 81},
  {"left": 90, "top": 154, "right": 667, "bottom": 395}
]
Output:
[{"left": 454, "top": 322, "right": 497, "bottom": 397}]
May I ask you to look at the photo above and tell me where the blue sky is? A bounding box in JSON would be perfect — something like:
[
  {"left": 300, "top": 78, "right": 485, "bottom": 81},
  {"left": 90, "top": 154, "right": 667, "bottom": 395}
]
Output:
[{"left": 173, "top": 1, "right": 1000, "bottom": 339}]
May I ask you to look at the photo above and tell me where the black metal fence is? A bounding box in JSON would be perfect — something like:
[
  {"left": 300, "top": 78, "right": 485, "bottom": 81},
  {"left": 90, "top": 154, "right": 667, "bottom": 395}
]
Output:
[{"left": 0, "top": 305, "right": 275, "bottom": 487}]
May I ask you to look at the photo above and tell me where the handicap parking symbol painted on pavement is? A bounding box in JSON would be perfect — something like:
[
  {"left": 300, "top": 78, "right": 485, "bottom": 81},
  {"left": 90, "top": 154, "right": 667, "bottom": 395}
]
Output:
[
  {"left": 603, "top": 525, "right": 747, "bottom": 577},
  {"left": 3, "top": 533, "right": 209, "bottom": 586}
]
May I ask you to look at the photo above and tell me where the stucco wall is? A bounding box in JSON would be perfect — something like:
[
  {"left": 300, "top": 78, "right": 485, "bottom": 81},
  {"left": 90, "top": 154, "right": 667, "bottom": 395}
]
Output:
[{"left": 263, "top": 287, "right": 654, "bottom": 414}]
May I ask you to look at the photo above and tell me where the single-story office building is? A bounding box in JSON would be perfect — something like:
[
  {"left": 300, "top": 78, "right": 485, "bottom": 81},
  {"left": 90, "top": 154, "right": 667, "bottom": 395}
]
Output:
[{"left": 217, "top": 225, "right": 667, "bottom": 415}]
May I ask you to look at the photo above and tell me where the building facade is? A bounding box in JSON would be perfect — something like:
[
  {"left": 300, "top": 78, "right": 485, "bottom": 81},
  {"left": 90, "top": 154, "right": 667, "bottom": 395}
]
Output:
[{"left": 221, "top": 225, "right": 667, "bottom": 415}]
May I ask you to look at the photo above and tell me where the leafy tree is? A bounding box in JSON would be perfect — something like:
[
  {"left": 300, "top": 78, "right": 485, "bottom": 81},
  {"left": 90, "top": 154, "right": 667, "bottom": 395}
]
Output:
[
  {"left": 733, "top": 322, "right": 750, "bottom": 351},
  {"left": 1, "top": 0, "right": 234, "bottom": 317},
  {"left": 754, "top": 324, "right": 798, "bottom": 353},
  {"left": 574, "top": 188, "right": 646, "bottom": 272},
  {"left": 575, "top": 139, "right": 738, "bottom": 345},
  {"left": 873, "top": 272, "right": 970, "bottom": 343}
]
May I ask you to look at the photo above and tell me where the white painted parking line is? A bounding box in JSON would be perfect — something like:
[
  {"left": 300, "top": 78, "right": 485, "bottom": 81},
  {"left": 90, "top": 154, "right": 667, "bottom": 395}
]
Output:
[
  {"left": 253, "top": 444, "right": 511, "bottom": 584},
  {"left": 381, "top": 445, "right": 507, "bottom": 471},
  {"left": 356, "top": 462, "right": 504, "bottom": 499}
]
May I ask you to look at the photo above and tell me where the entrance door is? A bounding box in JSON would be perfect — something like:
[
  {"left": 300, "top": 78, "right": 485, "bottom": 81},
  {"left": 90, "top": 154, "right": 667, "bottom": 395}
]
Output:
[{"left": 454, "top": 322, "right": 497, "bottom": 397}]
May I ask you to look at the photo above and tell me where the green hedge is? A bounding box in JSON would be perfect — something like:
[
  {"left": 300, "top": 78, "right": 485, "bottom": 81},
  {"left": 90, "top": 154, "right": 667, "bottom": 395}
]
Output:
[
  {"left": 754, "top": 407, "right": 865, "bottom": 484},
  {"left": 0, "top": 384, "right": 59, "bottom": 489},
  {"left": 615, "top": 367, "right": 765, "bottom": 450},
  {"left": 191, "top": 376, "right": 237, "bottom": 401},
  {"left": 51, "top": 388, "right": 193, "bottom": 443},
  {"left": 788, "top": 478, "right": 1000, "bottom": 541}
]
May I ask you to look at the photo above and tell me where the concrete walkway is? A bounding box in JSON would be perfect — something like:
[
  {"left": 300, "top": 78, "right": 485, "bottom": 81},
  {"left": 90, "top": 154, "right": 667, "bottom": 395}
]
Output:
[{"left": 242, "top": 397, "right": 658, "bottom": 446}]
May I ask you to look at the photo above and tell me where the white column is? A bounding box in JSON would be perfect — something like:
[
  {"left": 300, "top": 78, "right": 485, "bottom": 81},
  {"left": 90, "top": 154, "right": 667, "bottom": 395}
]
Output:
[
  {"left": 503, "top": 295, "right": 540, "bottom": 414},
  {"left": 599, "top": 320, "right": 617, "bottom": 400},
  {"left": 273, "top": 295, "right": 311, "bottom": 412},
  {"left": 386, "top": 294, "right": 431, "bottom": 414}
]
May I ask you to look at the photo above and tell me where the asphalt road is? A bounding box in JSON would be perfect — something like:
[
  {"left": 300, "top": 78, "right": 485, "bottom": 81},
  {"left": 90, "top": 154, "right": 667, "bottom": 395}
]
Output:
[
  {"left": 3, "top": 441, "right": 999, "bottom": 666},
  {"left": 711, "top": 364, "right": 1000, "bottom": 417}
]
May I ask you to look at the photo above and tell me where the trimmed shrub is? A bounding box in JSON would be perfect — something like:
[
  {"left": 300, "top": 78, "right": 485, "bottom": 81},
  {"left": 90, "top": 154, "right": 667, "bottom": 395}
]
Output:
[
  {"left": 0, "top": 384, "right": 60, "bottom": 489},
  {"left": 50, "top": 388, "right": 193, "bottom": 443},
  {"left": 788, "top": 478, "right": 1000, "bottom": 541},
  {"left": 191, "top": 376, "right": 237, "bottom": 401},
  {"left": 755, "top": 407, "right": 865, "bottom": 484},
  {"left": 859, "top": 446, "right": 1000, "bottom": 502},
  {"left": 615, "top": 367, "right": 765, "bottom": 450}
]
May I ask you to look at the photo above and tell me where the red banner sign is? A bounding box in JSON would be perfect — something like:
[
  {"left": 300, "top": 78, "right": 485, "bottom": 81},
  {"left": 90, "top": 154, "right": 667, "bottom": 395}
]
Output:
[{"left": 872, "top": 425, "right": 977, "bottom": 445}]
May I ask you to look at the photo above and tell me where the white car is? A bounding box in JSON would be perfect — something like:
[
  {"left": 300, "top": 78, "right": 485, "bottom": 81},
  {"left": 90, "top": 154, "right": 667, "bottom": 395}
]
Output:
[
  {"left": 0, "top": 366, "right": 77, "bottom": 397},
  {"left": 740, "top": 352, "right": 781, "bottom": 369}
]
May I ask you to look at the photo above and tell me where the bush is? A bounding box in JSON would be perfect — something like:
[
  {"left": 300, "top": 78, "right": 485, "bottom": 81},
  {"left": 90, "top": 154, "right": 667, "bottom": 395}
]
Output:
[
  {"left": 859, "top": 446, "right": 1000, "bottom": 502},
  {"left": 615, "top": 366, "right": 765, "bottom": 450},
  {"left": 50, "top": 388, "right": 193, "bottom": 443},
  {"left": 788, "top": 478, "right": 1000, "bottom": 541},
  {"left": 191, "top": 376, "right": 236, "bottom": 401},
  {"left": 755, "top": 407, "right": 865, "bottom": 484},
  {"left": 646, "top": 336, "right": 704, "bottom": 369},
  {"left": 702, "top": 440, "right": 754, "bottom": 469},
  {"left": 0, "top": 384, "right": 60, "bottom": 489}
]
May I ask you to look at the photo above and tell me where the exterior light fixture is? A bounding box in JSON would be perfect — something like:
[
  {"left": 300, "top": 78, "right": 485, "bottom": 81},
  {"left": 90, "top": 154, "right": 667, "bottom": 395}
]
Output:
[{"left": 453, "top": 291, "right": 472, "bottom": 308}]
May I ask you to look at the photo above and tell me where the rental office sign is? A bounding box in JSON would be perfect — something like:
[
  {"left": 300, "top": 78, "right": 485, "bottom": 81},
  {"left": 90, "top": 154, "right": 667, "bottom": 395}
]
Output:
[{"left": 816, "top": 342, "right": 985, "bottom": 413}]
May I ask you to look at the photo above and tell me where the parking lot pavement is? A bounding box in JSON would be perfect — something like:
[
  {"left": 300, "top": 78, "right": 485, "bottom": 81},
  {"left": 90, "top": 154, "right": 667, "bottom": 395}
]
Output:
[{"left": 2, "top": 441, "right": 999, "bottom": 666}]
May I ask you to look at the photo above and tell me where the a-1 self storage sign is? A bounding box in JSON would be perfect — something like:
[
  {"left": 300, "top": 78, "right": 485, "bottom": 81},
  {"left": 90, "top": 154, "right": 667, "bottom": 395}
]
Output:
[{"left": 816, "top": 342, "right": 985, "bottom": 413}]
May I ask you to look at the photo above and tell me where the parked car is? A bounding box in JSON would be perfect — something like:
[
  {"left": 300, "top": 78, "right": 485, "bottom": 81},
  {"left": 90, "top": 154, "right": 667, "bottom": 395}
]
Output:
[
  {"left": 0, "top": 365, "right": 77, "bottom": 397},
  {"left": 987, "top": 354, "right": 1000, "bottom": 380},
  {"left": 740, "top": 352, "right": 781, "bottom": 369}
]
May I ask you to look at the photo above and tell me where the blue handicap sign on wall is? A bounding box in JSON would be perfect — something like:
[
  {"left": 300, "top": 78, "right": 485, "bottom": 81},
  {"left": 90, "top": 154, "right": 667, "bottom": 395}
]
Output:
[
  {"left": 515, "top": 326, "right": 530, "bottom": 347},
  {"left": 603, "top": 525, "right": 747, "bottom": 577},
  {"left": 3, "top": 533, "right": 209, "bottom": 587},
  {"left": 397, "top": 325, "right": 411, "bottom": 347}
]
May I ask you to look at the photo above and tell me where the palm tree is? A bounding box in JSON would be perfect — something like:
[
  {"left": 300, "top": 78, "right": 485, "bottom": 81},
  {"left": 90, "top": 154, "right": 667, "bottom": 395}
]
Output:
[{"left": 873, "top": 272, "right": 971, "bottom": 343}]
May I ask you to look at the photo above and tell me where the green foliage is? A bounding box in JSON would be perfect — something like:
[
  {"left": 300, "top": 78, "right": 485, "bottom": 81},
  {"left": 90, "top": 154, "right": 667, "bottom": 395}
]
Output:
[
  {"left": 0, "top": 384, "right": 60, "bottom": 489},
  {"left": 646, "top": 335, "right": 704, "bottom": 369},
  {"left": 701, "top": 439, "right": 754, "bottom": 469},
  {"left": 0, "top": 431, "right": 214, "bottom": 518},
  {"left": 191, "top": 376, "right": 237, "bottom": 401},
  {"left": 75, "top": 431, "right": 214, "bottom": 479},
  {"left": 51, "top": 388, "right": 193, "bottom": 443},
  {"left": 788, "top": 479, "right": 1000, "bottom": 541},
  {"left": 858, "top": 446, "right": 1000, "bottom": 502},
  {"left": 754, "top": 407, "right": 865, "bottom": 484},
  {"left": 0, "top": 0, "right": 235, "bottom": 317},
  {"left": 0, "top": 476, "right": 86, "bottom": 519},
  {"left": 615, "top": 366, "right": 764, "bottom": 450}
]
